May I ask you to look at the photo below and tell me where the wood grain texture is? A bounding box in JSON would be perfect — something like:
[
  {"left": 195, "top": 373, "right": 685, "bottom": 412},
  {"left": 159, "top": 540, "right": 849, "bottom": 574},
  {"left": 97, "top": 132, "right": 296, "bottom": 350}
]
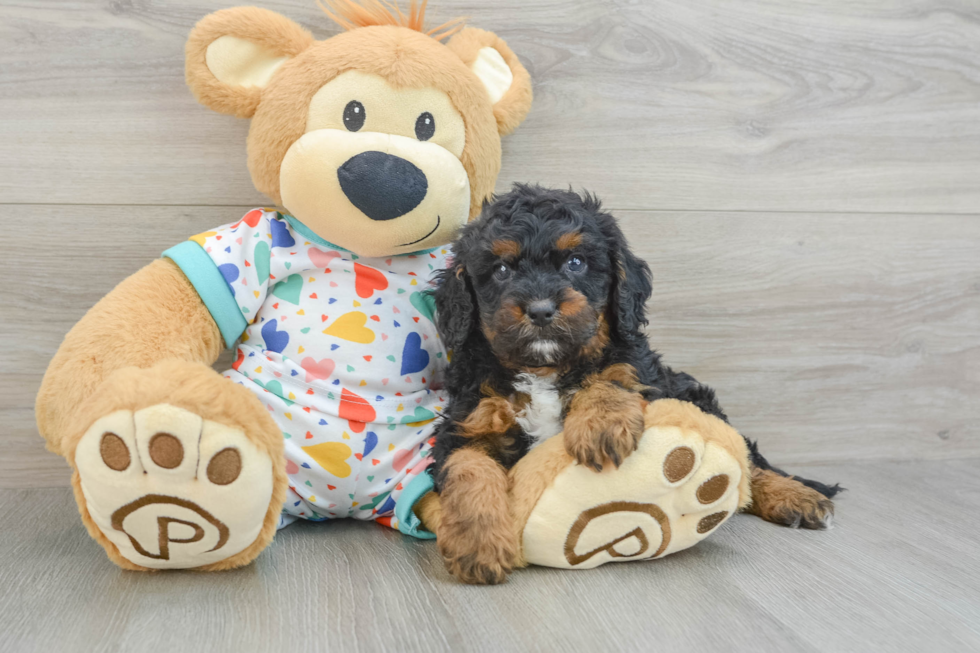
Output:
[
  {"left": 2, "top": 1, "right": 978, "bottom": 649},
  {"left": 1, "top": 460, "right": 978, "bottom": 652},
  {"left": 1, "top": 0, "right": 980, "bottom": 212},
  {"left": 3, "top": 205, "right": 978, "bottom": 488}
]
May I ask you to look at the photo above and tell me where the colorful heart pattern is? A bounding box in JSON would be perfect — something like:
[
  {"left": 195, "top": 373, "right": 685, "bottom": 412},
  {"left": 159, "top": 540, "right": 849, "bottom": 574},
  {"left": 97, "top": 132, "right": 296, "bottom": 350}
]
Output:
[
  {"left": 354, "top": 262, "right": 389, "bottom": 298},
  {"left": 409, "top": 291, "right": 436, "bottom": 322},
  {"left": 325, "top": 312, "right": 375, "bottom": 344},
  {"left": 190, "top": 209, "right": 449, "bottom": 528},
  {"left": 309, "top": 247, "right": 341, "bottom": 269},
  {"left": 401, "top": 406, "right": 436, "bottom": 426},
  {"left": 400, "top": 332, "right": 429, "bottom": 375},
  {"left": 261, "top": 319, "right": 289, "bottom": 353},
  {"left": 254, "top": 241, "right": 271, "bottom": 284},
  {"left": 301, "top": 442, "right": 352, "bottom": 478},
  {"left": 300, "top": 357, "right": 335, "bottom": 382},
  {"left": 272, "top": 274, "right": 304, "bottom": 304},
  {"left": 339, "top": 388, "right": 376, "bottom": 432}
]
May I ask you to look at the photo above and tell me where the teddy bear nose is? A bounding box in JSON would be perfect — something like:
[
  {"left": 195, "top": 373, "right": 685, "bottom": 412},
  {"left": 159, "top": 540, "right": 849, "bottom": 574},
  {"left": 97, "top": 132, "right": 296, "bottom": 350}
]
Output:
[{"left": 337, "top": 151, "right": 428, "bottom": 221}]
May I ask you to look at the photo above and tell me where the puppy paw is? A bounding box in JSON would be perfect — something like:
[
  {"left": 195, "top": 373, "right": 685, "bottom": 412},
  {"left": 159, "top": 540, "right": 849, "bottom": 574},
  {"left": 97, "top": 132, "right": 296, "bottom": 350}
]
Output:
[
  {"left": 437, "top": 447, "right": 517, "bottom": 584},
  {"left": 563, "top": 388, "right": 644, "bottom": 472},
  {"left": 746, "top": 469, "right": 835, "bottom": 529},
  {"left": 438, "top": 521, "right": 518, "bottom": 585}
]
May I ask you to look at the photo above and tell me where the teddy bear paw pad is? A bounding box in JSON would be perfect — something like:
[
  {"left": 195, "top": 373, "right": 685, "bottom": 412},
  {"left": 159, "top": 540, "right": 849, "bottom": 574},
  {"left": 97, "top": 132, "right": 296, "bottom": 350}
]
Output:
[
  {"left": 75, "top": 405, "right": 274, "bottom": 569},
  {"left": 522, "top": 417, "right": 745, "bottom": 570}
]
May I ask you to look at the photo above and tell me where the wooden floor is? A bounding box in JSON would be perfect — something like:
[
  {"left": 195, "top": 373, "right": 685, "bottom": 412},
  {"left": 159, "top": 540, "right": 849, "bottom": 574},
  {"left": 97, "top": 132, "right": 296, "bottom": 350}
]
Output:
[
  {"left": 1, "top": 0, "right": 978, "bottom": 651},
  {"left": 3, "top": 461, "right": 980, "bottom": 652}
]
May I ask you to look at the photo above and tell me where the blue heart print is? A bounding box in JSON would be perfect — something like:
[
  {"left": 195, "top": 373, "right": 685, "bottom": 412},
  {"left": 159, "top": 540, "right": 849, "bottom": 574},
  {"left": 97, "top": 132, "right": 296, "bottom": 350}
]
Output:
[
  {"left": 218, "top": 263, "right": 239, "bottom": 296},
  {"left": 363, "top": 431, "right": 378, "bottom": 457},
  {"left": 270, "top": 219, "right": 296, "bottom": 248},
  {"left": 376, "top": 495, "right": 396, "bottom": 516},
  {"left": 261, "top": 319, "right": 289, "bottom": 353},
  {"left": 400, "top": 332, "right": 429, "bottom": 375}
]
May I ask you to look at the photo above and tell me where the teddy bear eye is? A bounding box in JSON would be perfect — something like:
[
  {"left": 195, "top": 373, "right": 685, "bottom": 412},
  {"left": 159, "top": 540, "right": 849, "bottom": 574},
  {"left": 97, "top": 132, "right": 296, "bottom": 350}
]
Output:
[
  {"left": 343, "top": 100, "right": 365, "bottom": 132},
  {"left": 415, "top": 112, "right": 435, "bottom": 141}
]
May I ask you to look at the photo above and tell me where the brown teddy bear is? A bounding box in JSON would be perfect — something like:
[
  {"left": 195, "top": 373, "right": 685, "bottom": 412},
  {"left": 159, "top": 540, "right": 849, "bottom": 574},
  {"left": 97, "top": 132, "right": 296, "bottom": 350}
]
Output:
[{"left": 35, "top": 1, "right": 752, "bottom": 580}]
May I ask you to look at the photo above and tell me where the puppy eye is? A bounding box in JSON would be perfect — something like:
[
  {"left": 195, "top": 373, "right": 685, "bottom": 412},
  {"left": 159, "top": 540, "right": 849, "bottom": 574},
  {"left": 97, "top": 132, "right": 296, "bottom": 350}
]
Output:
[
  {"left": 565, "top": 256, "right": 586, "bottom": 273},
  {"left": 343, "top": 100, "right": 365, "bottom": 132},
  {"left": 415, "top": 112, "right": 435, "bottom": 141},
  {"left": 494, "top": 262, "right": 511, "bottom": 280}
]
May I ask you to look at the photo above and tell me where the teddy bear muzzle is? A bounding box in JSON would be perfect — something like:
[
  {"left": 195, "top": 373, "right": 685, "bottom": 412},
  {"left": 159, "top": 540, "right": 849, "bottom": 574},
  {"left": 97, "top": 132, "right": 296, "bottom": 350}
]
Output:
[{"left": 279, "top": 128, "right": 470, "bottom": 257}]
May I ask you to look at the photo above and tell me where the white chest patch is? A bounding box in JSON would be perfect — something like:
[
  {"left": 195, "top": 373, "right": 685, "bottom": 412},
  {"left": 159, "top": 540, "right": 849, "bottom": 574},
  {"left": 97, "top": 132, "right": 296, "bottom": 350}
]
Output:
[{"left": 513, "top": 372, "right": 564, "bottom": 448}]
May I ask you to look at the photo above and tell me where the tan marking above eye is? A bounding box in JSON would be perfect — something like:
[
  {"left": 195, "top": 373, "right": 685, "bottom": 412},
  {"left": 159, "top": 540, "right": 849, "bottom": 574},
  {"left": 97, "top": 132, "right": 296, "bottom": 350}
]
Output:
[
  {"left": 149, "top": 433, "right": 184, "bottom": 469},
  {"left": 100, "top": 432, "right": 130, "bottom": 471},
  {"left": 491, "top": 239, "right": 520, "bottom": 258},
  {"left": 206, "top": 448, "right": 242, "bottom": 485},
  {"left": 556, "top": 231, "right": 582, "bottom": 250},
  {"left": 697, "top": 474, "right": 730, "bottom": 504},
  {"left": 663, "top": 446, "right": 695, "bottom": 483}
]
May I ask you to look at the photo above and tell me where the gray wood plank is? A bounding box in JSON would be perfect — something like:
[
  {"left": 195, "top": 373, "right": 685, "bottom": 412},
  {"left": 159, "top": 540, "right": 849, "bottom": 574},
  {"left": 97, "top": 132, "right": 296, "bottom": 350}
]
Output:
[
  {"left": 1, "top": 0, "right": 980, "bottom": 212},
  {"left": 1, "top": 460, "right": 978, "bottom": 652},
  {"left": 3, "top": 205, "right": 978, "bottom": 488}
]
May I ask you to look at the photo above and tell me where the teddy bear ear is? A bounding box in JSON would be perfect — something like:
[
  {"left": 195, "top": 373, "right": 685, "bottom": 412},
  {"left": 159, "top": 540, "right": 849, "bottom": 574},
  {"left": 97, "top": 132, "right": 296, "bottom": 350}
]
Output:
[
  {"left": 185, "top": 7, "right": 315, "bottom": 119},
  {"left": 446, "top": 28, "right": 533, "bottom": 136}
]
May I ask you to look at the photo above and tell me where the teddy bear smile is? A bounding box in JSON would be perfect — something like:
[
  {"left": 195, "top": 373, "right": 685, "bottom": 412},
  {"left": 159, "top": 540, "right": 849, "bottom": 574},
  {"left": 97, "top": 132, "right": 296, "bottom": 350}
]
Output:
[{"left": 398, "top": 214, "right": 441, "bottom": 247}]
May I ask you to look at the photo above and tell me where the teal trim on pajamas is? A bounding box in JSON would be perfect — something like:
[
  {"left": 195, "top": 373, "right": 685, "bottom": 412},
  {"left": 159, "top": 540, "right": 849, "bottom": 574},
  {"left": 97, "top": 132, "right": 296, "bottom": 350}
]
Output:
[
  {"left": 395, "top": 470, "right": 437, "bottom": 540},
  {"left": 283, "top": 214, "right": 351, "bottom": 252},
  {"left": 163, "top": 240, "right": 248, "bottom": 349}
]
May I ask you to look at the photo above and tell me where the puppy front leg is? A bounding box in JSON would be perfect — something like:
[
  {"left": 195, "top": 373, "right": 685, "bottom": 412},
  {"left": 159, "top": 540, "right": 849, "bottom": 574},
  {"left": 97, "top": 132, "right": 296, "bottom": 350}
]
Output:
[
  {"left": 438, "top": 445, "right": 517, "bottom": 584},
  {"left": 563, "top": 364, "right": 646, "bottom": 472}
]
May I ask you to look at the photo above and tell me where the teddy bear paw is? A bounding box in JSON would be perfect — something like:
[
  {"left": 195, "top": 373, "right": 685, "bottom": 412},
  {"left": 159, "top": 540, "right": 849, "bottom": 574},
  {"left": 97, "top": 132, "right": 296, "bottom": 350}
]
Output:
[
  {"left": 520, "top": 400, "right": 749, "bottom": 569},
  {"left": 74, "top": 404, "right": 275, "bottom": 570}
]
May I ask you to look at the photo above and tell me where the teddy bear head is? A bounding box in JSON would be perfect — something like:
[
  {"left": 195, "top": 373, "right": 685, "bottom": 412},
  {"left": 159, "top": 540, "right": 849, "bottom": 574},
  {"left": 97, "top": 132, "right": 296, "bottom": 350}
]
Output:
[{"left": 185, "top": 1, "right": 532, "bottom": 257}]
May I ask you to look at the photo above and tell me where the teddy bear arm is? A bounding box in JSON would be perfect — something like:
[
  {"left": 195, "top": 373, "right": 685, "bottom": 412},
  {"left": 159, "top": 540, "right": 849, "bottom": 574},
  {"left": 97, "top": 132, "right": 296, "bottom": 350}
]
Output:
[{"left": 36, "top": 258, "right": 224, "bottom": 455}]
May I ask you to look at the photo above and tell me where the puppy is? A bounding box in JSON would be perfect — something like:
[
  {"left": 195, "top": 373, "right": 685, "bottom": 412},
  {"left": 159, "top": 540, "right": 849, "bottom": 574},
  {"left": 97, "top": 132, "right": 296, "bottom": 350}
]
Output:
[{"left": 431, "top": 184, "right": 841, "bottom": 584}]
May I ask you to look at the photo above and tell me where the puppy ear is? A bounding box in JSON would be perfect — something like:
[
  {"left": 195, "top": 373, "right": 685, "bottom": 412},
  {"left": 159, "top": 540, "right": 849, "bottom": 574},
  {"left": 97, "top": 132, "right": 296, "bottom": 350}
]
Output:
[
  {"left": 446, "top": 28, "right": 533, "bottom": 136},
  {"left": 434, "top": 260, "right": 477, "bottom": 352},
  {"left": 185, "top": 7, "right": 314, "bottom": 118},
  {"left": 600, "top": 208, "right": 652, "bottom": 339}
]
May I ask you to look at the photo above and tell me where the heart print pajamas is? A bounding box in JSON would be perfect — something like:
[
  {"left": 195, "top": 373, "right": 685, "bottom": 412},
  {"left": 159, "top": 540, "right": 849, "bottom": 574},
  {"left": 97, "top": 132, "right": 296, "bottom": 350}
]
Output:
[{"left": 164, "top": 208, "right": 449, "bottom": 539}]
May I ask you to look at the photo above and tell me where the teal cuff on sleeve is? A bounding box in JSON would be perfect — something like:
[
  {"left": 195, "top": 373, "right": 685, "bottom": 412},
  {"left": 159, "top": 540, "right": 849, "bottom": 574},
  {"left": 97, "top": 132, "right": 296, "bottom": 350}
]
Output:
[
  {"left": 395, "top": 470, "right": 437, "bottom": 540},
  {"left": 163, "top": 240, "right": 248, "bottom": 349}
]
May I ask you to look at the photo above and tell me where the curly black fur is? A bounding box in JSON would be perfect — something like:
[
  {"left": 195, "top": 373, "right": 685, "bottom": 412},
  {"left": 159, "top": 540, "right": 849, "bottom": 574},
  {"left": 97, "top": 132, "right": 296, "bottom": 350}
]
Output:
[{"left": 430, "top": 184, "right": 841, "bottom": 500}]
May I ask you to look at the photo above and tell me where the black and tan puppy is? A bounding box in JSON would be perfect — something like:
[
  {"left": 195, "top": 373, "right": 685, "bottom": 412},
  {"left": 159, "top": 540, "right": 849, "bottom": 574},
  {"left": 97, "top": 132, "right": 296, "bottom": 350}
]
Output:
[{"left": 431, "top": 184, "right": 841, "bottom": 584}]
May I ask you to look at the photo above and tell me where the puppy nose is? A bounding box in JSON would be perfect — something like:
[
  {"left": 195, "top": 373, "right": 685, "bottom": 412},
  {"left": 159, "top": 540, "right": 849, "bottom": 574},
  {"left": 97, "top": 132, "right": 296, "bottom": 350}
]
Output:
[
  {"left": 527, "top": 300, "right": 557, "bottom": 327},
  {"left": 338, "top": 151, "right": 428, "bottom": 221}
]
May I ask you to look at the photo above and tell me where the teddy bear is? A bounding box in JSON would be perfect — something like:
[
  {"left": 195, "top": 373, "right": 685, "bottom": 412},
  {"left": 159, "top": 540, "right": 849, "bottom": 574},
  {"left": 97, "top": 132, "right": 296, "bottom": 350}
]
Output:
[{"left": 35, "top": 0, "right": 753, "bottom": 578}]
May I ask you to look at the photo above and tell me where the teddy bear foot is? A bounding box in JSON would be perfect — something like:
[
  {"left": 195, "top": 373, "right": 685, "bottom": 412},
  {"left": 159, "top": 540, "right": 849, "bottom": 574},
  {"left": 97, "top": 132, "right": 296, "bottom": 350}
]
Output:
[
  {"left": 511, "top": 399, "right": 752, "bottom": 570},
  {"left": 63, "top": 360, "right": 287, "bottom": 571},
  {"left": 74, "top": 404, "right": 276, "bottom": 570}
]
